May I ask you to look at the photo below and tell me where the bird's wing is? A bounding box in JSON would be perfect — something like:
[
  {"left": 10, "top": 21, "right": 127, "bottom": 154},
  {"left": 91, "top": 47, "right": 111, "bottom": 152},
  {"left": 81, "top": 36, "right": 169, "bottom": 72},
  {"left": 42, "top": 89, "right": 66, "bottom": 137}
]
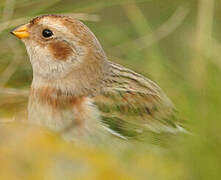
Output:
[{"left": 92, "top": 62, "right": 184, "bottom": 141}]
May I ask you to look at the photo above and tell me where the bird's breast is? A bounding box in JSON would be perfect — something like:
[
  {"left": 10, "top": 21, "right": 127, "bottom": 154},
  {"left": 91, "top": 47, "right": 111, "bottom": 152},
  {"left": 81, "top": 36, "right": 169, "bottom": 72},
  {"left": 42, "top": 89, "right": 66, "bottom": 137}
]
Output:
[{"left": 28, "top": 87, "right": 105, "bottom": 142}]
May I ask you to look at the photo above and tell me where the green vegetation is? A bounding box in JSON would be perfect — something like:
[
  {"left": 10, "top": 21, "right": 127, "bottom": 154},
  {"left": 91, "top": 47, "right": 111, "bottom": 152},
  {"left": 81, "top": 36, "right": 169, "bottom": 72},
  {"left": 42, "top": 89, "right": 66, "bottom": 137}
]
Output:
[{"left": 0, "top": 0, "right": 221, "bottom": 179}]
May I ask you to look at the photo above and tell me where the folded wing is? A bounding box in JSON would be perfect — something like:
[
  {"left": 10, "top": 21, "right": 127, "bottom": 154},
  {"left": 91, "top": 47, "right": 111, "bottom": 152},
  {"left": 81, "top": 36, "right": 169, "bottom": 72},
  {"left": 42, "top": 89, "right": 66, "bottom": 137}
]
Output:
[{"left": 93, "top": 62, "right": 184, "bottom": 141}]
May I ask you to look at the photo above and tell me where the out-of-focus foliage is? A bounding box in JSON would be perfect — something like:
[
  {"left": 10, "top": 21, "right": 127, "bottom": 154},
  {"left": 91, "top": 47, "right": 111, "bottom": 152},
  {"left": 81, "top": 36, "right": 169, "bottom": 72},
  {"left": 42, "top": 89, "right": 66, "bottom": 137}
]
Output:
[
  {"left": 0, "top": 124, "right": 184, "bottom": 180},
  {"left": 0, "top": 0, "right": 221, "bottom": 179}
]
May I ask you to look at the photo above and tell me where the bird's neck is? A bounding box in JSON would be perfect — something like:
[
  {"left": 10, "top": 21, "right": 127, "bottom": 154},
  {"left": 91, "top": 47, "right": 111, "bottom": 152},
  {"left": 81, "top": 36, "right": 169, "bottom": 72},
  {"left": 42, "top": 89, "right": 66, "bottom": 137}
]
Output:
[{"left": 31, "top": 55, "right": 110, "bottom": 97}]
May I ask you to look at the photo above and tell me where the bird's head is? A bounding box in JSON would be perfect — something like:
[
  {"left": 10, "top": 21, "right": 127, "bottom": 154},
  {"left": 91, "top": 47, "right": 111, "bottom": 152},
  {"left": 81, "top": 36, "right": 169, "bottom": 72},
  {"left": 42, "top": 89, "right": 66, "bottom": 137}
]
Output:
[{"left": 11, "top": 15, "right": 109, "bottom": 95}]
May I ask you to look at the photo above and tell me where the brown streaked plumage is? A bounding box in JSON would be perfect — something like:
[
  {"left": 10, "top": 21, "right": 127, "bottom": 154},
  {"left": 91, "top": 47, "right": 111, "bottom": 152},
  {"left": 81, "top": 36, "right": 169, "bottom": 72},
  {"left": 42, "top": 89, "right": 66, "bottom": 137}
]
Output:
[
  {"left": 11, "top": 14, "right": 185, "bottom": 144},
  {"left": 30, "top": 87, "right": 85, "bottom": 109}
]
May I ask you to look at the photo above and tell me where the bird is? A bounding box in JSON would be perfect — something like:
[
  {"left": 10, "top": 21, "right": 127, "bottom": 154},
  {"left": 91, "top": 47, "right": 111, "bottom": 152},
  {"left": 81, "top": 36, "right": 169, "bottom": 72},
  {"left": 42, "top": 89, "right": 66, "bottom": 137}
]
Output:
[{"left": 10, "top": 14, "right": 185, "bottom": 144}]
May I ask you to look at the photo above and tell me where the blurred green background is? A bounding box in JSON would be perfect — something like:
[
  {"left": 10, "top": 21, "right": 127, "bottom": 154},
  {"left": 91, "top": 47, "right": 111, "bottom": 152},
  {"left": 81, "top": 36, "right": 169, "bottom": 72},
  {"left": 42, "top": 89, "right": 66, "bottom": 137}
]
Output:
[{"left": 0, "top": 0, "right": 221, "bottom": 179}]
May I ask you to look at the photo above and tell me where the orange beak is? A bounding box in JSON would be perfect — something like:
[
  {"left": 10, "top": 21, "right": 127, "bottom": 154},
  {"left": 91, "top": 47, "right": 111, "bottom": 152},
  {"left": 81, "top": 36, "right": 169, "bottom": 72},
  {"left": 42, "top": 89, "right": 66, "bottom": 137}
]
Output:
[{"left": 10, "top": 24, "right": 29, "bottom": 39}]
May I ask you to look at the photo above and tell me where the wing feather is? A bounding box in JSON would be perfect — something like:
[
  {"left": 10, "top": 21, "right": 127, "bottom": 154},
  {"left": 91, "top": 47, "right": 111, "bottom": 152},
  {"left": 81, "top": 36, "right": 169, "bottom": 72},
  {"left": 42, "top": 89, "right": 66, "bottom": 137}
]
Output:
[{"left": 93, "top": 62, "right": 183, "bottom": 140}]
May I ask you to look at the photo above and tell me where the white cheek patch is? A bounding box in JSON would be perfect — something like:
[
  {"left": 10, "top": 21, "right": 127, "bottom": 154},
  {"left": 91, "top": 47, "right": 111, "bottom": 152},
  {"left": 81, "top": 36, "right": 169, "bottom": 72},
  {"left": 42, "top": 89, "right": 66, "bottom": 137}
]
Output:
[{"left": 24, "top": 38, "right": 87, "bottom": 80}]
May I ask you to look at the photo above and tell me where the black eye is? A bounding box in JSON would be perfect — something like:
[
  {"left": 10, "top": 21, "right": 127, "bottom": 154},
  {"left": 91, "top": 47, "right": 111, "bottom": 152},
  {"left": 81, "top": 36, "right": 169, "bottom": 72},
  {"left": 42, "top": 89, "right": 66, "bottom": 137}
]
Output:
[{"left": 42, "top": 29, "right": 53, "bottom": 38}]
